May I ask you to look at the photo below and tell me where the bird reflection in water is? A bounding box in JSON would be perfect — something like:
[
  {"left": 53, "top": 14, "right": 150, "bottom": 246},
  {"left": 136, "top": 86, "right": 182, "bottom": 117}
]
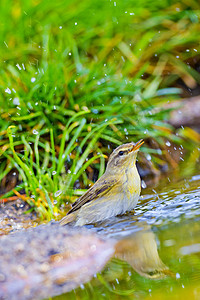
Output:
[{"left": 113, "top": 223, "right": 171, "bottom": 279}]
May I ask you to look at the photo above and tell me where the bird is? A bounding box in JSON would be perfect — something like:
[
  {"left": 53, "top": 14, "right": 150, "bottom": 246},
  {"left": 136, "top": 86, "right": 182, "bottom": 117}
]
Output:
[{"left": 60, "top": 140, "right": 144, "bottom": 226}]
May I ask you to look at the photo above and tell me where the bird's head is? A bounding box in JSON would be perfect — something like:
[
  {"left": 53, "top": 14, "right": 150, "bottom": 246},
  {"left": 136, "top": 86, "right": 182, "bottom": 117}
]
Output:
[{"left": 106, "top": 140, "right": 144, "bottom": 174}]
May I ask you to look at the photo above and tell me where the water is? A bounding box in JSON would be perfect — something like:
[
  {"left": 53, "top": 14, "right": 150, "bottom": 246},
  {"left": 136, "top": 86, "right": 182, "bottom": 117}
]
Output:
[{"left": 53, "top": 171, "right": 200, "bottom": 299}]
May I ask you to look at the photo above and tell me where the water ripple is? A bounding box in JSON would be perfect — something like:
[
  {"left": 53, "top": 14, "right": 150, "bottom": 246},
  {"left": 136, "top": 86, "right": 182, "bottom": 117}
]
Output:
[{"left": 135, "top": 180, "right": 200, "bottom": 225}]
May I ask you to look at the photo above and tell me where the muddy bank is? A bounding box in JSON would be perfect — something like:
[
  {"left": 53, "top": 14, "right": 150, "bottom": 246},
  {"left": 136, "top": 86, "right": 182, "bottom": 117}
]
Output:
[{"left": 0, "top": 199, "right": 38, "bottom": 236}]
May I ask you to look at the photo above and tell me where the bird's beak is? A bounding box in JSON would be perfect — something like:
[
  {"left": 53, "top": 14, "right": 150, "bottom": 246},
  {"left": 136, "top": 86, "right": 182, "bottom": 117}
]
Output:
[{"left": 130, "top": 139, "right": 144, "bottom": 152}]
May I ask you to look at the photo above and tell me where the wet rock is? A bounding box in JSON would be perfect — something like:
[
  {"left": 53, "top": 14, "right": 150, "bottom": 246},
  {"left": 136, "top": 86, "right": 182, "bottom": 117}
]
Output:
[
  {"left": 0, "top": 222, "right": 115, "bottom": 300},
  {"left": 168, "top": 95, "right": 200, "bottom": 129}
]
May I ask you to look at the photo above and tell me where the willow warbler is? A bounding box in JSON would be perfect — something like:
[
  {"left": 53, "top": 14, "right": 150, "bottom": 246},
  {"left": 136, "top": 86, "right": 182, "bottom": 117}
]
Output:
[{"left": 60, "top": 140, "right": 144, "bottom": 226}]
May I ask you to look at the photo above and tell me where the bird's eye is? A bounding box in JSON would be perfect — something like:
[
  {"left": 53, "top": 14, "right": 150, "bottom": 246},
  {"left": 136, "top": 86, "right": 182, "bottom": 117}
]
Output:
[{"left": 118, "top": 151, "right": 124, "bottom": 156}]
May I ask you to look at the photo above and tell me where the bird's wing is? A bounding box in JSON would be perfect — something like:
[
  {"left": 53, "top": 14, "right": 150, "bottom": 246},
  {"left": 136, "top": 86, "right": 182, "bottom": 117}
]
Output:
[{"left": 67, "top": 175, "right": 119, "bottom": 215}]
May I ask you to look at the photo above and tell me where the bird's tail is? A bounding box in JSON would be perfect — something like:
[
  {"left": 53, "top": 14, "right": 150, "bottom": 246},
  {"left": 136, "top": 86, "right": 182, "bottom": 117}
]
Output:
[{"left": 60, "top": 212, "right": 77, "bottom": 226}]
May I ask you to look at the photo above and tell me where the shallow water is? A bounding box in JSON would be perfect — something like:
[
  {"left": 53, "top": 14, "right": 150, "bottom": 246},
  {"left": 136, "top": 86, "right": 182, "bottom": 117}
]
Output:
[{"left": 53, "top": 171, "right": 200, "bottom": 300}]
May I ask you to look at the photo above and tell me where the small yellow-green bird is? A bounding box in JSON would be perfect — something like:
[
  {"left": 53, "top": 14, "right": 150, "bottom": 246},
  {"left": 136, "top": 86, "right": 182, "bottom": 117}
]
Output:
[{"left": 60, "top": 140, "right": 144, "bottom": 226}]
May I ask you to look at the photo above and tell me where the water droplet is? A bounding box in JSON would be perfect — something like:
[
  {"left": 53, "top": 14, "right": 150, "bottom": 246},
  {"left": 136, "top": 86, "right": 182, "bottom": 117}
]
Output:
[
  {"left": 32, "top": 129, "right": 38, "bottom": 135},
  {"left": 141, "top": 180, "right": 147, "bottom": 188},
  {"left": 52, "top": 171, "right": 56, "bottom": 175},
  {"left": 16, "top": 64, "right": 22, "bottom": 70},
  {"left": 54, "top": 190, "right": 62, "bottom": 197},
  {"left": 13, "top": 97, "right": 20, "bottom": 105},
  {"left": 31, "top": 77, "right": 36, "bottom": 83},
  {"left": 59, "top": 26, "right": 62, "bottom": 29},
  {"left": 4, "top": 41, "right": 8, "bottom": 48},
  {"left": 80, "top": 284, "right": 84, "bottom": 290},
  {"left": 176, "top": 273, "right": 181, "bottom": 279},
  {"left": 166, "top": 141, "right": 171, "bottom": 146},
  {"left": 75, "top": 22, "right": 77, "bottom": 25},
  {"left": 5, "top": 88, "right": 11, "bottom": 94},
  {"left": 146, "top": 154, "right": 151, "bottom": 161}
]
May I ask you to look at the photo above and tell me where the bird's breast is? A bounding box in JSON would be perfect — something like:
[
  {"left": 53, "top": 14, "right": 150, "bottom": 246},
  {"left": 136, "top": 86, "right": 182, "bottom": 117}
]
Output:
[
  {"left": 122, "top": 165, "right": 141, "bottom": 208},
  {"left": 126, "top": 165, "right": 140, "bottom": 193}
]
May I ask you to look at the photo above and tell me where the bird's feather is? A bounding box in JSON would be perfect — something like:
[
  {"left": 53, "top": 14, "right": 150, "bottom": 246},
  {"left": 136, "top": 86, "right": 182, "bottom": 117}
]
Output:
[
  {"left": 67, "top": 174, "right": 119, "bottom": 215},
  {"left": 59, "top": 211, "right": 77, "bottom": 225}
]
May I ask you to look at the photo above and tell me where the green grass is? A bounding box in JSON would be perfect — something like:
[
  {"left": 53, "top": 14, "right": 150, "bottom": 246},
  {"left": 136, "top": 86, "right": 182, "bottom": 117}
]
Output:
[{"left": 0, "top": 0, "right": 200, "bottom": 218}]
